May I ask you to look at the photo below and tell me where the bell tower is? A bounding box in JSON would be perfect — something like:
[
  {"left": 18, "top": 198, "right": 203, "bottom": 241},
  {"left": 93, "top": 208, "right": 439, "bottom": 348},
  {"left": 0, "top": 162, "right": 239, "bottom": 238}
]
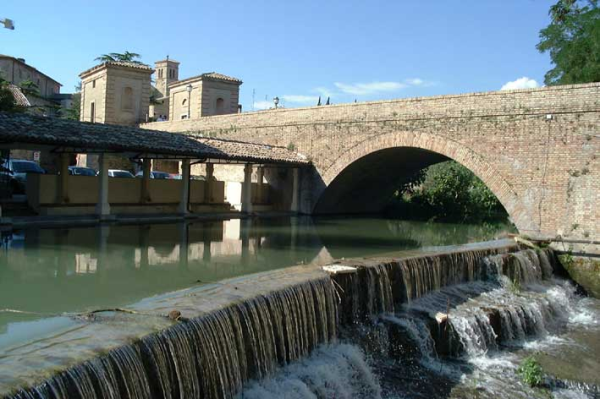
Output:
[{"left": 154, "top": 56, "right": 180, "bottom": 98}]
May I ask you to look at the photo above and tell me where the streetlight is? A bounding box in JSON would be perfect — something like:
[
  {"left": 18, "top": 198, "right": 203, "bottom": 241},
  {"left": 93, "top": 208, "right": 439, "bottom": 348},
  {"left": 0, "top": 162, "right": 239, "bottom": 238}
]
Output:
[
  {"left": 186, "top": 84, "right": 192, "bottom": 119},
  {"left": 273, "top": 96, "right": 279, "bottom": 109},
  {"left": 1, "top": 19, "right": 14, "bottom": 30}
]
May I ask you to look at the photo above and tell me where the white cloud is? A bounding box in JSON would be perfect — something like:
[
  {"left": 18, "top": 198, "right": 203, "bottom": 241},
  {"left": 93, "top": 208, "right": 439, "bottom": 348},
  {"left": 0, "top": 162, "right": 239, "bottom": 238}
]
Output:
[
  {"left": 281, "top": 95, "right": 319, "bottom": 104},
  {"left": 313, "top": 87, "right": 335, "bottom": 99},
  {"left": 334, "top": 81, "right": 407, "bottom": 96},
  {"left": 253, "top": 100, "right": 273, "bottom": 110},
  {"left": 500, "top": 77, "right": 539, "bottom": 91},
  {"left": 405, "top": 78, "right": 424, "bottom": 86}
]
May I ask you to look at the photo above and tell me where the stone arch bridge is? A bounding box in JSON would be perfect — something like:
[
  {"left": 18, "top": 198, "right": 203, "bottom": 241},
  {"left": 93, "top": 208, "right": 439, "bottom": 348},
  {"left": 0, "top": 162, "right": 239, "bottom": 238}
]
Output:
[{"left": 141, "top": 83, "right": 600, "bottom": 241}]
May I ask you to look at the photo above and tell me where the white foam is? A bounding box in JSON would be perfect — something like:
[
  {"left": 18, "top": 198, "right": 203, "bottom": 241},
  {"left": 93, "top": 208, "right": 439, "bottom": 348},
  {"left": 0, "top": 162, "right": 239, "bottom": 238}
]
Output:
[{"left": 238, "top": 344, "right": 382, "bottom": 399}]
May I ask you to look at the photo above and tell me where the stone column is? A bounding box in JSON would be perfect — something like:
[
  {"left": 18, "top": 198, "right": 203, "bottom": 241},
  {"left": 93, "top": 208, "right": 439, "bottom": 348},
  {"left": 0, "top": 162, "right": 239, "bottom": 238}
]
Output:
[
  {"left": 290, "top": 167, "right": 300, "bottom": 213},
  {"left": 257, "top": 166, "right": 265, "bottom": 204},
  {"left": 140, "top": 158, "right": 151, "bottom": 203},
  {"left": 178, "top": 159, "right": 190, "bottom": 214},
  {"left": 204, "top": 162, "right": 214, "bottom": 203},
  {"left": 56, "top": 153, "right": 70, "bottom": 204},
  {"left": 95, "top": 153, "right": 111, "bottom": 218},
  {"left": 242, "top": 163, "right": 253, "bottom": 214}
]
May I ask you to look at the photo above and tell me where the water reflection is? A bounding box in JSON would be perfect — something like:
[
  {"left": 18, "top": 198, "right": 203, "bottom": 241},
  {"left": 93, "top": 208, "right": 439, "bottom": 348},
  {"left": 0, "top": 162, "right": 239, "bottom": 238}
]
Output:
[{"left": 0, "top": 217, "right": 514, "bottom": 334}]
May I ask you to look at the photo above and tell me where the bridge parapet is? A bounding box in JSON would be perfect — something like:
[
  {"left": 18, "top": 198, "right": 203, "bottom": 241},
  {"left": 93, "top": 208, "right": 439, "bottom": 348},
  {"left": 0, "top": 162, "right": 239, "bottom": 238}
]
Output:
[{"left": 141, "top": 83, "right": 600, "bottom": 241}]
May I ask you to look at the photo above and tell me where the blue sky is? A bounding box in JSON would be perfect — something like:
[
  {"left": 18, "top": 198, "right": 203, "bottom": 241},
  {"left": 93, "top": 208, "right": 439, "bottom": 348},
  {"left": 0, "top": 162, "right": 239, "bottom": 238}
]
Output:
[{"left": 1, "top": 0, "right": 554, "bottom": 111}]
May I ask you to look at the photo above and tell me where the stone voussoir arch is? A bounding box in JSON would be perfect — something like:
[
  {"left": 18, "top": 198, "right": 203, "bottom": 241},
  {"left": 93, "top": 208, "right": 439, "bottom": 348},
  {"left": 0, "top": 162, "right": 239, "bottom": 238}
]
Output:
[{"left": 317, "top": 130, "right": 538, "bottom": 234}]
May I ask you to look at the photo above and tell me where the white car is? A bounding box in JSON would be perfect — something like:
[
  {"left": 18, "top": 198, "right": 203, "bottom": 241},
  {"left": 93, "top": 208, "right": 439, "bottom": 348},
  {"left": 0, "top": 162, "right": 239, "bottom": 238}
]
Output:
[{"left": 107, "top": 169, "right": 135, "bottom": 178}]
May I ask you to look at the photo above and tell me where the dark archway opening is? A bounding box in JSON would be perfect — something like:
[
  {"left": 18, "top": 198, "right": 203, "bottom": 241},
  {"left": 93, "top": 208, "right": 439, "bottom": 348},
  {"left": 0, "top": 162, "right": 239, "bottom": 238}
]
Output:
[
  {"left": 314, "top": 147, "right": 448, "bottom": 214},
  {"left": 314, "top": 147, "right": 509, "bottom": 223}
]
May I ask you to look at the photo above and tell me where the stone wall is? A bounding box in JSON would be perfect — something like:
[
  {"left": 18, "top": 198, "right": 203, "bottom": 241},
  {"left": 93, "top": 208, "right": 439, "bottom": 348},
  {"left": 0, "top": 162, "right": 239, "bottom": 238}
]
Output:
[
  {"left": 0, "top": 57, "right": 61, "bottom": 98},
  {"left": 141, "top": 83, "right": 600, "bottom": 240}
]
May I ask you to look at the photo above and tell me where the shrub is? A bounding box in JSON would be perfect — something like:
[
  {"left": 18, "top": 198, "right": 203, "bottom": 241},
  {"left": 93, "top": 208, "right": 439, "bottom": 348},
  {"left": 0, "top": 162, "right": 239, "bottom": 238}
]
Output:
[{"left": 518, "top": 356, "right": 544, "bottom": 387}]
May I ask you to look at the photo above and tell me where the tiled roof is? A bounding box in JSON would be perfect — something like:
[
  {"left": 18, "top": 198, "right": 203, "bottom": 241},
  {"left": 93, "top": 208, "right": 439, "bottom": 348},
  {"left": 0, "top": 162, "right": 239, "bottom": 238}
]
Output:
[
  {"left": 0, "top": 112, "right": 309, "bottom": 165},
  {"left": 201, "top": 72, "right": 242, "bottom": 83},
  {"left": 170, "top": 72, "right": 242, "bottom": 88},
  {"left": 79, "top": 62, "right": 154, "bottom": 78}
]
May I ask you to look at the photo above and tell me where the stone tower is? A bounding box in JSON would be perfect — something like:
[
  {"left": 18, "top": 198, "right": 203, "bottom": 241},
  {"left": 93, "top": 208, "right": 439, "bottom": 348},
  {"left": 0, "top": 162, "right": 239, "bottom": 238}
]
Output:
[
  {"left": 154, "top": 58, "right": 179, "bottom": 98},
  {"left": 79, "top": 62, "right": 153, "bottom": 126}
]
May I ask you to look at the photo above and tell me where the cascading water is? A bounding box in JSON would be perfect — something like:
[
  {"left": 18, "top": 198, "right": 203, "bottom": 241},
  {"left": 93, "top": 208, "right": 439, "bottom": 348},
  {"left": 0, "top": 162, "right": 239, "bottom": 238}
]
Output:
[
  {"left": 8, "top": 277, "right": 339, "bottom": 399},
  {"left": 6, "top": 245, "right": 599, "bottom": 399}
]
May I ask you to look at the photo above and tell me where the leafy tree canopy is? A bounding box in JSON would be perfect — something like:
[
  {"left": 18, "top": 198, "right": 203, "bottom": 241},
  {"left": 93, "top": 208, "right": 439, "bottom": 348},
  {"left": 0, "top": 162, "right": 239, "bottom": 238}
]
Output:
[
  {"left": 388, "top": 161, "right": 506, "bottom": 222},
  {"left": 537, "top": 0, "right": 600, "bottom": 85},
  {"left": 95, "top": 51, "right": 145, "bottom": 65},
  {"left": 19, "top": 79, "right": 40, "bottom": 98}
]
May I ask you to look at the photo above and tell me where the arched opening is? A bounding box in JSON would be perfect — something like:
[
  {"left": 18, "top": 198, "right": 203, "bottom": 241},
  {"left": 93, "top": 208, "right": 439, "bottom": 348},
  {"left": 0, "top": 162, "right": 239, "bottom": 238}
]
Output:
[
  {"left": 216, "top": 98, "right": 225, "bottom": 115},
  {"left": 315, "top": 147, "right": 449, "bottom": 214},
  {"left": 311, "top": 129, "right": 539, "bottom": 234}
]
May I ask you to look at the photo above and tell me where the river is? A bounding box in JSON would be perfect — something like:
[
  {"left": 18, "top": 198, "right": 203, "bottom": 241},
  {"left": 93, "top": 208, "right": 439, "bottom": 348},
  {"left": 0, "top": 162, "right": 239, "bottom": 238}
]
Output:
[{"left": 3, "top": 217, "right": 599, "bottom": 398}]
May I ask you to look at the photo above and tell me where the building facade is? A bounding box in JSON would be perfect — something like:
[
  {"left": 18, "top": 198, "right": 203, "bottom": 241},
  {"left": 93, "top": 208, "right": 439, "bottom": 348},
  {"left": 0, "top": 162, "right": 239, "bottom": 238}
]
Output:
[
  {"left": 79, "top": 62, "right": 153, "bottom": 126},
  {"left": 0, "top": 54, "right": 61, "bottom": 98}
]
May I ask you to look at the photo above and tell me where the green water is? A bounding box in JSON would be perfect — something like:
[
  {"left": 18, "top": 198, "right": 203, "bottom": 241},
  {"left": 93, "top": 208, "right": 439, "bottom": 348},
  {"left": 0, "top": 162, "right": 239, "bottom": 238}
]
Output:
[{"left": 0, "top": 217, "right": 514, "bottom": 342}]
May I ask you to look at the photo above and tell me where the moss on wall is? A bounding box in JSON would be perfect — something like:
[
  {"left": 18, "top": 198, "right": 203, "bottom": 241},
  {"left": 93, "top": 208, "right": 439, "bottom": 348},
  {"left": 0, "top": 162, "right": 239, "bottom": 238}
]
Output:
[{"left": 559, "top": 255, "right": 600, "bottom": 298}]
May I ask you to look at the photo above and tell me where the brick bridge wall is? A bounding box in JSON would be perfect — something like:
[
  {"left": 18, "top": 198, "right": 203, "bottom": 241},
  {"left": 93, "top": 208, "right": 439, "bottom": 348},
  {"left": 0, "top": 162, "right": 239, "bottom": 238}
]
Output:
[{"left": 141, "top": 83, "right": 600, "bottom": 240}]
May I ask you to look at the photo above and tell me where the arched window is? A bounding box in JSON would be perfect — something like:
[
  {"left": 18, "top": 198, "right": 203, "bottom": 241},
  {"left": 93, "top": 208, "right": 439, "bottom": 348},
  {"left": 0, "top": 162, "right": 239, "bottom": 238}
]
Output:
[
  {"left": 216, "top": 98, "right": 225, "bottom": 114},
  {"left": 122, "top": 87, "right": 134, "bottom": 110}
]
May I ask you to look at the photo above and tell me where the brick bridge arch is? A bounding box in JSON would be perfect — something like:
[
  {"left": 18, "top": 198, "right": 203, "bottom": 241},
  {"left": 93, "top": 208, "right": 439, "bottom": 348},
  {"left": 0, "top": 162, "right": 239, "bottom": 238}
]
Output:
[
  {"left": 141, "top": 83, "right": 600, "bottom": 240},
  {"left": 314, "top": 130, "right": 537, "bottom": 233}
]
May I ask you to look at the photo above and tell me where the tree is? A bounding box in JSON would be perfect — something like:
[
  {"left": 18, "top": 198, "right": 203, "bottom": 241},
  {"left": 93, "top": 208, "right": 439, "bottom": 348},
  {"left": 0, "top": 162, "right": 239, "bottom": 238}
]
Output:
[
  {"left": 388, "top": 161, "right": 506, "bottom": 222},
  {"left": 537, "top": 0, "right": 600, "bottom": 85},
  {"left": 61, "top": 93, "right": 81, "bottom": 121},
  {"left": 95, "top": 51, "right": 144, "bottom": 64},
  {"left": 19, "top": 79, "right": 40, "bottom": 98}
]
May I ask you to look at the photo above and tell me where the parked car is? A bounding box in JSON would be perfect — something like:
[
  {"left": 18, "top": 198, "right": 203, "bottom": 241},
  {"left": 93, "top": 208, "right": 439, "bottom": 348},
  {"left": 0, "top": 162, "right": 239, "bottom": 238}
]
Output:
[
  {"left": 1, "top": 159, "right": 45, "bottom": 194},
  {"left": 108, "top": 169, "right": 135, "bottom": 178},
  {"left": 68, "top": 166, "right": 97, "bottom": 176},
  {"left": 134, "top": 170, "right": 172, "bottom": 179}
]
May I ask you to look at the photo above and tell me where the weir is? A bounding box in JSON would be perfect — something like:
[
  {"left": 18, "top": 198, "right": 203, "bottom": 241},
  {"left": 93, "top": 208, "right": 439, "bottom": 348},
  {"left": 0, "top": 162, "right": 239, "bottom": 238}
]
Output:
[{"left": 4, "top": 240, "right": 598, "bottom": 398}]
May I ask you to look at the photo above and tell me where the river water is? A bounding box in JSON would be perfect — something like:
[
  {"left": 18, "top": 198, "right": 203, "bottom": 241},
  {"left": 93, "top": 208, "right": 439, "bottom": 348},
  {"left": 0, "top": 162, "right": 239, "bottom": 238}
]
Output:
[
  {"left": 239, "top": 249, "right": 600, "bottom": 399},
  {"left": 3, "top": 217, "right": 599, "bottom": 398},
  {"left": 0, "top": 217, "right": 512, "bottom": 345}
]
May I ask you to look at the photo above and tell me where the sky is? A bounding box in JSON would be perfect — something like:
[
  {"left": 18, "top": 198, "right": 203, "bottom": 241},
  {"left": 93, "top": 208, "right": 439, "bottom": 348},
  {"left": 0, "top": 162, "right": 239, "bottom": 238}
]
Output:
[{"left": 1, "top": 0, "right": 555, "bottom": 111}]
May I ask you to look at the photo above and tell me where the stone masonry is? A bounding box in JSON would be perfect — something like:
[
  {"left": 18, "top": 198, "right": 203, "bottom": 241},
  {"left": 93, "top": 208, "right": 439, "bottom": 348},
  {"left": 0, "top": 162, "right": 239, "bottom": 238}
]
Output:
[{"left": 140, "top": 83, "right": 600, "bottom": 241}]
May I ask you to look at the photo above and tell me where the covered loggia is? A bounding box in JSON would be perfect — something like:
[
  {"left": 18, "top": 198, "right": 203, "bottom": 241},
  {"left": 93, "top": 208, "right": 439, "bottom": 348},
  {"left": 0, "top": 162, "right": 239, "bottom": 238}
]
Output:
[{"left": 0, "top": 112, "right": 308, "bottom": 221}]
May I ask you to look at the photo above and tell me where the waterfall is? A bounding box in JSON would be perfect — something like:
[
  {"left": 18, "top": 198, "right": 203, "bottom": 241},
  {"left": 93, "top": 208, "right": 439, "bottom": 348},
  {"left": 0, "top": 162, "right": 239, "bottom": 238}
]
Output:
[
  {"left": 8, "top": 277, "right": 339, "bottom": 399},
  {"left": 484, "top": 248, "right": 557, "bottom": 287},
  {"left": 8, "top": 244, "right": 593, "bottom": 399},
  {"left": 385, "top": 248, "right": 571, "bottom": 359},
  {"left": 237, "top": 344, "right": 381, "bottom": 399},
  {"left": 332, "top": 247, "right": 508, "bottom": 323}
]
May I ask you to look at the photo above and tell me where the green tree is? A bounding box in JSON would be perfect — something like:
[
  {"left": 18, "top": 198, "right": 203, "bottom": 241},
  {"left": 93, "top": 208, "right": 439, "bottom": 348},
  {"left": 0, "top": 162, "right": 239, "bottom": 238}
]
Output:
[
  {"left": 537, "top": 0, "right": 600, "bottom": 85},
  {"left": 19, "top": 79, "right": 40, "bottom": 98},
  {"left": 95, "top": 51, "right": 144, "bottom": 64},
  {"left": 388, "top": 161, "right": 506, "bottom": 222}
]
